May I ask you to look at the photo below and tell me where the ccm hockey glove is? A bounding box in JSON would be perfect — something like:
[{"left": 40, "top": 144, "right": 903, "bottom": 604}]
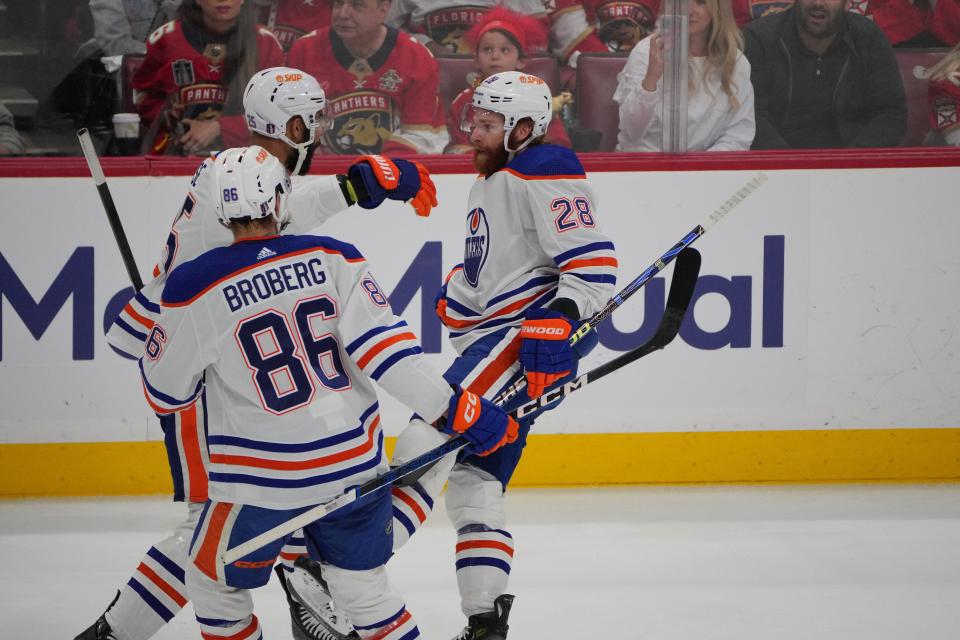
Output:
[
  {"left": 346, "top": 155, "right": 438, "bottom": 216},
  {"left": 442, "top": 386, "right": 519, "bottom": 457},
  {"left": 519, "top": 308, "right": 577, "bottom": 399}
]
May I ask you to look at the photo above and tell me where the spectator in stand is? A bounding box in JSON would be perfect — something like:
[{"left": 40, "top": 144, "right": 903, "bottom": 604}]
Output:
[
  {"left": 743, "top": 0, "right": 906, "bottom": 149},
  {"left": 930, "top": 0, "right": 960, "bottom": 46},
  {"left": 385, "top": 0, "right": 546, "bottom": 55},
  {"left": 133, "top": 0, "right": 284, "bottom": 155},
  {"left": 584, "top": 0, "right": 660, "bottom": 53},
  {"left": 0, "top": 103, "right": 24, "bottom": 155},
  {"left": 736, "top": 0, "right": 937, "bottom": 47},
  {"left": 445, "top": 6, "right": 571, "bottom": 153},
  {"left": 548, "top": 0, "right": 609, "bottom": 71},
  {"left": 254, "top": 0, "right": 333, "bottom": 51},
  {"left": 89, "top": 0, "right": 181, "bottom": 56},
  {"left": 287, "top": 0, "right": 448, "bottom": 154},
  {"left": 614, "top": 0, "right": 755, "bottom": 151},
  {"left": 916, "top": 42, "right": 960, "bottom": 145}
]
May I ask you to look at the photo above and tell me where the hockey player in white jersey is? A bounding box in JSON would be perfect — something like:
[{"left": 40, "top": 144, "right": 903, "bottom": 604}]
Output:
[
  {"left": 75, "top": 68, "right": 438, "bottom": 640},
  {"left": 141, "top": 146, "right": 518, "bottom": 640},
  {"left": 385, "top": 70, "right": 618, "bottom": 639}
]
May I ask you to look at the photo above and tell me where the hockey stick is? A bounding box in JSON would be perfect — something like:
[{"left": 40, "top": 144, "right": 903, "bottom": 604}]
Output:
[
  {"left": 77, "top": 128, "right": 144, "bottom": 290},
  {"left": 222, "top": 248, "right": 701, "bottom": 564},
  {"left": 220, "top": 168, "right": 761, "bottom": 564},
  {"left": 514, "top": 246, "right": 701, "bottom": 419}
]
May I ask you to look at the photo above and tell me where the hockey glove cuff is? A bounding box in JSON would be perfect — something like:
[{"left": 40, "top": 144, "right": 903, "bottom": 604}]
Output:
[
  {"left": 442, "top": 386, "right": 519, "bottom": 457},
  {"left": 519, "top": 308, "right": 576, "bottom": 399},
  {"left": 346, "top": 155, "right": 437, "bottom": 216}
]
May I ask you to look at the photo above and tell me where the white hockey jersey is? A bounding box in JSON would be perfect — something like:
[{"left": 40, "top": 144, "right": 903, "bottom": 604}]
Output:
[
  {"left": 439, "top": 144, "right": 618, "bottom": 352},
  {"left": 140, "top": 234, "right": 453, "bottom": 509},
  {"left": 106, "top": 154, "right": 352, "bottom": 358}
]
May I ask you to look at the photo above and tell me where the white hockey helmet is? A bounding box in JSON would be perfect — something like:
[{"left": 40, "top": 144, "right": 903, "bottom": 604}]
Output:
[
  {"left": 472, "top": 71, "right": 553, "bottom": 153},
  {"left": 211, "top": 146, "right": 293, "bottom": 228},
  {"left": 242, "top": 67, "right": 327, "bottom": 175}
]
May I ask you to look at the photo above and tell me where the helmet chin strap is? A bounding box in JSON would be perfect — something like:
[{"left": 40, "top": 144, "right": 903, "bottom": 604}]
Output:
[
  {"left": 280, "top": 131, "right": 313, "bottom": 176},
  {"left": 503, "top": 128, "right": 535, "bottom": 155}
]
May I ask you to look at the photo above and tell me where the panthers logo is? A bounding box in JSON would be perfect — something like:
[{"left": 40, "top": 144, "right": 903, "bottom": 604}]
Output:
[
  {"left": 333, "top": 113, "right": 392, "bottom": 154},
  {"left": 325, "top": 91, "right": 398, "bottom": 154}
]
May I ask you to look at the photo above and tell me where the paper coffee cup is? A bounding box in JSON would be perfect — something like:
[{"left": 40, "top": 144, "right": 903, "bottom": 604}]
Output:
[{"left": 112, "top": 113, "right": 140, "bottom": 139}]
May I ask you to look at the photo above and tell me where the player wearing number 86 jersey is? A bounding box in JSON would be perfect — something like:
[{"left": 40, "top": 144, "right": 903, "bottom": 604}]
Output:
[{"left": 140, "top": 147, "right": 516, "bottom": 640}]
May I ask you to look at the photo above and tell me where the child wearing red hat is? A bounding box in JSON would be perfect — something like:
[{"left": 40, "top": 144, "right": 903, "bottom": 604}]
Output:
[{"left": 445, "top": 6, "right": 573, "bottom": 153}]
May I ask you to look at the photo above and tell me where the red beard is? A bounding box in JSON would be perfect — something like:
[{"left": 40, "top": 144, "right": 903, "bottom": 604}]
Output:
[{"left": 472, "top": 142, "right": 510, "bottom": 177}]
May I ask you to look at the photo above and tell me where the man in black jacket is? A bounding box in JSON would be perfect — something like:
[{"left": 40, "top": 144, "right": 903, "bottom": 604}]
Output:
[{"left": 743, "top": 0, "right": 907, "bottom": 149}]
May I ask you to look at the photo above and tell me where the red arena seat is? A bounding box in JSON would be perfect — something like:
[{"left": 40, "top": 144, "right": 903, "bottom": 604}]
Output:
[
  {"left": 436, "top": 55, "right": 560, "bottom": 107},
  {"left": 575, "top": 53, "right": 629, "bottom": 152}
]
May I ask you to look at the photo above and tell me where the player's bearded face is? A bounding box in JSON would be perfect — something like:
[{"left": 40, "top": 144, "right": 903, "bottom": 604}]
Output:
[{"left": 470, "top": 110, "right": 510, "bottom": 177}]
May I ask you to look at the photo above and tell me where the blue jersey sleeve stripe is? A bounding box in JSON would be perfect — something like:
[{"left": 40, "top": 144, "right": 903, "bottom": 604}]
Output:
[
  {"left": 553, "top": 242, "right": 617, "bottom": 266},
  {"left": 443, "top": 296, "right": 480, "bottom": 318},
  {"left": 135, "top": 292, "right": 161, "bottom": 313},
  {"left": 208, "top": 403, "right": 378, "bottom": 452},
  {"left": 566, "top": 272, "right": 618, "bottom": 285},
  {"left": 209, "top": 435, "right": 383, "bottom": 487},
  {"left": 345, "top": 321, "right": 407, "bottom": 355},
  {"left": 146, "top": 546, "right": 186, "bottom": 584},
  {"left": 139, "top": 359, "right": 203, "bottom": 408},
  {"left": 455, "top": 557, "right": 512, "bottom": 574},
  {"left": 486, "top": 276, "right": 557, "bottom": 308},
  {"left": 369, "top": 347, "right": 423, "bottom": 380},
  {"left": 115, "top": 317, "right": 148, "bottom": 343}
]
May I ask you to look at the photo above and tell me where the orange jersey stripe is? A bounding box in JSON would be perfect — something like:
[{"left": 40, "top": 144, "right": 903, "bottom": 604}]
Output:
[
  {"left": 560, "top": 257, "right": 619, "bottom": 271},
  {"left": 439, "top": 290, "right": 545, "bottom": 330},
  {"left": 468, "top": 334, "right": 522, "bottom": 396},
  {"left": 180, "top": 404, "right": 208, "bottom": 502},
  {"left": 141, "top": 380, "right": 196, "bottom": 415},
  {"left": 196, "top": 502, "right": 234, "bottom": 581},
  {"left": 136, "top": 562, "right": 188, "bottom": 607},
  {"left": 455, "top": 540, "right": 515, "bottom": 557},
  {"left": 355, "top": 333, "right": 418, "bottom": 370},
  {"left": 123, "top": 303, "right": 156, "bottom": 330},
  {"left": 392, "top": 486, "right": 427, "bottom": 523},
  {"left": 209, "top": 416, "right": 381, "bottom": 471}
]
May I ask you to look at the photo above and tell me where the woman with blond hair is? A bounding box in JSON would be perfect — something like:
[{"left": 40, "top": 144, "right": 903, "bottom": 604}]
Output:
[{"left": 613, "top": 0, "right": 755, "bottom": 151}]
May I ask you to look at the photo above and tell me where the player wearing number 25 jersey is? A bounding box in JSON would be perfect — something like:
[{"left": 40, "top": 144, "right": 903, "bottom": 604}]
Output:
[{"left": 141, "top": 147, "right": 517, "bottom": 640}]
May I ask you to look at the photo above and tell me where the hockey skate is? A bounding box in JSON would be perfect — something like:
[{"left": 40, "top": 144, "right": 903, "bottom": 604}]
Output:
[
  {"left": 452, "top": 594, "right": 514, "bottom": 640},
  {"left": 276, "top": 558, "right": 359, "bottom": 640},
  {"left": 73, "top": 591, "right": 119, "bottom": 640}
]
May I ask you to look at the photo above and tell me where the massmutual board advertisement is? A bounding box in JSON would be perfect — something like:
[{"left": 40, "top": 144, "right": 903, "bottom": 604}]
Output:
[{"left": 2, "top": 166, "right": 958, "bottom": 492}]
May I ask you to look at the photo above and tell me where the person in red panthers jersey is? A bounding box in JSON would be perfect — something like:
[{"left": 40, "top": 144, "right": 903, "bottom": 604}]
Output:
[
  {"left": 445, "top": 6, "right": 571, "bottom": 153},
  {"left": 134, "top": 0, "right": 284, "bottom": 155},
  {"left": 287, "top": 0, "right": 447, "bottom": 154},
  {"left": 847, "top": 0, "right": 929, "bottom": 45},
  {"left": 583, "top": 0, "right": 659, "bottom": 53},
  {"left": 916, "top": 43, "right": 960, "bottom": 144},
  {"left": 254, "top": 0, "right": 334, "bottom": 51},
  {"left": 732, "top": 0, "right": 794, "bottom": 26}
]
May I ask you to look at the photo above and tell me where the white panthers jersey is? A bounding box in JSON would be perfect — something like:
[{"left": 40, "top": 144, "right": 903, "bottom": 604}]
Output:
[
  {"left": 106, "top": 154, "right": 351, "bottom": 358},
  {"left": 140, "top": 234, "right": 452, "bottom": 509},
  {"left": 439, "top": 144, "right": 618, "bottom": 352}
]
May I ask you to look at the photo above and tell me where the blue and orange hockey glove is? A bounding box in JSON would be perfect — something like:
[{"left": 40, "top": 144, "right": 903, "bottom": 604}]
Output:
[
  {"left": 346, "top": 155, "right": 438, "bottom": 216},
  {"left": 442, "top": 386, "right": 519, "bottom": 457},
  {"left": 519, "top": 308, "right": 577, "bottom": 399}
]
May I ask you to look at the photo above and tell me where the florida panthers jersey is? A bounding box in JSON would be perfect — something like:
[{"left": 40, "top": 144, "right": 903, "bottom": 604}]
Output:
[
  {"left": 287, "top": 27, "right": 448, "bottom": 155},
  {"left": 134, "top": 20, "right": 284, "bottom": 153},
  {"left": 928, "top": 78, "right": 960, "bottom": 138},
  {"left": 106, "top": 155, "right": 352, "bottom": 358},
  {"left": 582, "top": 0, "right": 659, "bottom": 52},
  {"left": 438, "top": 144, "right": 617, "bottom": 353},
  {"left": 256, "top": 0, "right": 333, "bottom": 51},
  {"left": 140, "top": 234, "right": 452, "bottom": 509},
  {"left": 846, "top": 0, "right": 928, "bottom": 45},
  {"left": 385, "top": 0, "right": 547, "bottom": 54},
  {"left": 732, "top": 0, "right": 792, "bottom": 26},
  {"left": 930, "top": 0, "right": 960, "bottom": 46}
]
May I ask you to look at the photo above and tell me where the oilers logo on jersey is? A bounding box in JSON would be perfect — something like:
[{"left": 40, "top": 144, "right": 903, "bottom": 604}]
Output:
[{"left": 463, "top": 207, "right": 490, "bottom": 287}]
